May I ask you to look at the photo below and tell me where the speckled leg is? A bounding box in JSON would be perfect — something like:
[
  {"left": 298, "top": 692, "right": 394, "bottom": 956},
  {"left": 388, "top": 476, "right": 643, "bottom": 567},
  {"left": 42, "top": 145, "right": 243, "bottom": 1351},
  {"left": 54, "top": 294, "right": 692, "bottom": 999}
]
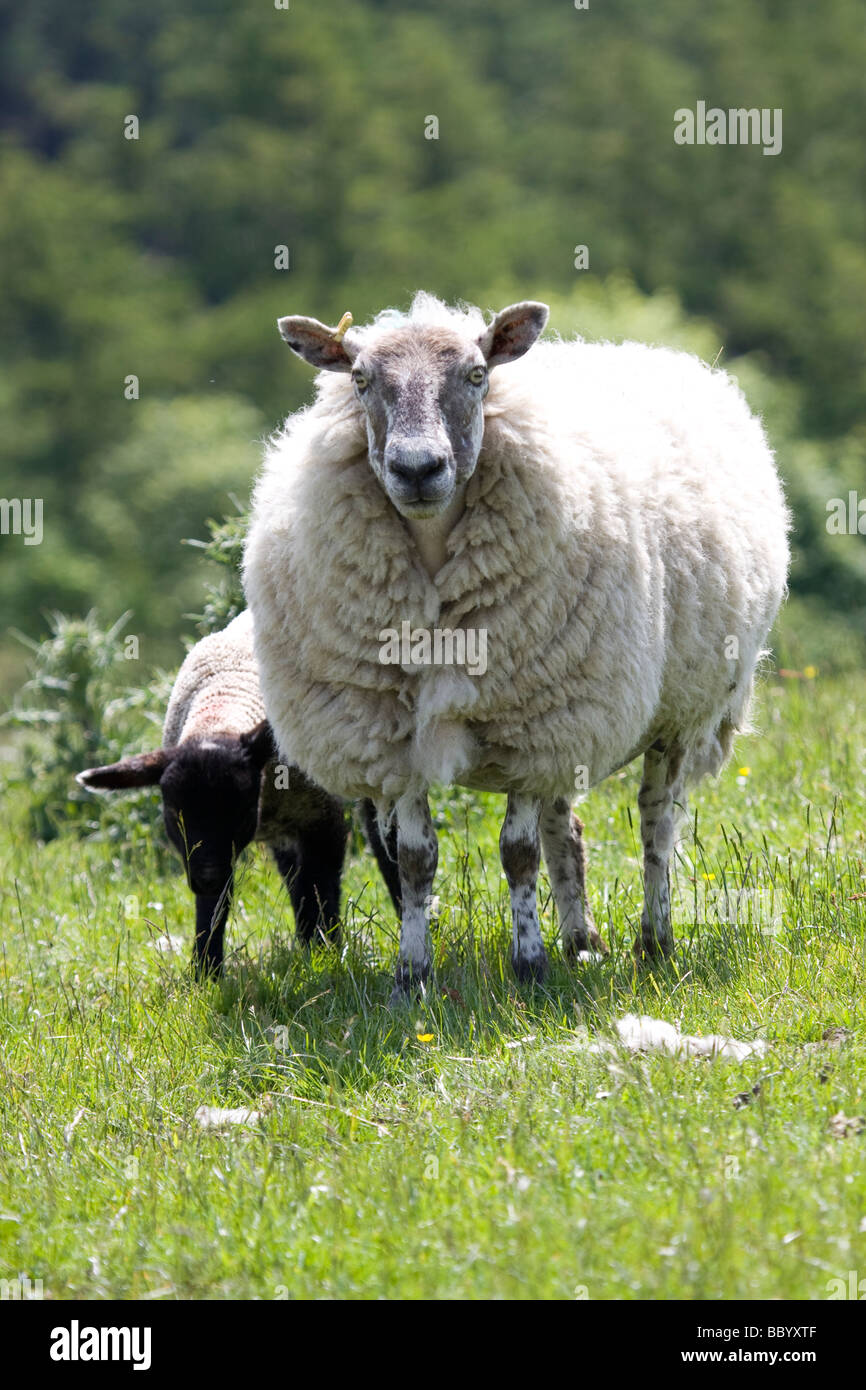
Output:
[
  {"left": 390, "top": 791, "right": 437, "bottom": 1002},
  {"left": 500, "top": 792, "right": 548, "bottom": 983},
  {"left": 539, "top": 797, "right": 608, "bottom": 959},
  {"left": 635, "top": 743, "right": 684, "bottom": 959}
]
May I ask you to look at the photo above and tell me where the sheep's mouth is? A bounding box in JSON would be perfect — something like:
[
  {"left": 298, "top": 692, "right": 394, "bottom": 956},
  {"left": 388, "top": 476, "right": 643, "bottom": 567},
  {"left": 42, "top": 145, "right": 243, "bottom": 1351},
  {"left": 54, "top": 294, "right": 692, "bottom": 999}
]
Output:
[
  {"left": 395, "top": 497, "right": 453, "bottom": 520},
  {"left": 387, "top": 479, "right": 455, "bottom": 519}
]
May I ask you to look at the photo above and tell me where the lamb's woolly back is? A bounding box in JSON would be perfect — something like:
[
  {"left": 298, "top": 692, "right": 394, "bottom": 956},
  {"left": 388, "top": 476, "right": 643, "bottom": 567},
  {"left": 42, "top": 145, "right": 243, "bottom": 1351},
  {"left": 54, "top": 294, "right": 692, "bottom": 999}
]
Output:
[
  {"left": 162, "top": 610, "right": 266, "bottom": 748},
  {"left": 245, "top": 298, "right": 789, "bottom": 802}
]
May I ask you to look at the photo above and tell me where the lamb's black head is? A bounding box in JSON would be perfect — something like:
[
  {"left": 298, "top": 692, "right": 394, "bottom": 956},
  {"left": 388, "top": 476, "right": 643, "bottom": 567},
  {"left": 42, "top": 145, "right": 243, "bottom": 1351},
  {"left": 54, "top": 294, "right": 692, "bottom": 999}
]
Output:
[
  {"left": 158, "top": 730, "right": 272, "bottom": 894},
  {"left": 76, "top": 722, "right": 275, "bottom": 896}
]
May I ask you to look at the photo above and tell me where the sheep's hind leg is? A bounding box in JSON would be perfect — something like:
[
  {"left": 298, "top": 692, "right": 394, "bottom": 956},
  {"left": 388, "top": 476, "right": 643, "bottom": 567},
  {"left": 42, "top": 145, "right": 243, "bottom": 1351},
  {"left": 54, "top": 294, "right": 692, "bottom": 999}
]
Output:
[
  {"left": 635, "top": 742, "right": 684, "bottom": 960},
  {"left": 501, "top": 793, "right": 549, "bottom": 984},
  {"left": 539, "top": 798, "right": 608, "bottom": 959},
  {"left": 390, "top": 791, "right": 437, "bottom": 1003}
]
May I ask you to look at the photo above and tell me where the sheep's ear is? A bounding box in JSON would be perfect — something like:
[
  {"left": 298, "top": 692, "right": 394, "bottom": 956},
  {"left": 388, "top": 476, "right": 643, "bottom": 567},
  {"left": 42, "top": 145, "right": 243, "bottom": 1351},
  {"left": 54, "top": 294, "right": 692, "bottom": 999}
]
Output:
[
  {"left": 75, "top": 748, "right": 172, "bottom": 791},
  {"left": 277, "top": 314, "right": 359, "bottom": 372},
  {"left": 240, "top": 720, "right": 275, "bottom": 770},
  {"left": 479, "top": 301, "right": 549, "bottom": 368}
]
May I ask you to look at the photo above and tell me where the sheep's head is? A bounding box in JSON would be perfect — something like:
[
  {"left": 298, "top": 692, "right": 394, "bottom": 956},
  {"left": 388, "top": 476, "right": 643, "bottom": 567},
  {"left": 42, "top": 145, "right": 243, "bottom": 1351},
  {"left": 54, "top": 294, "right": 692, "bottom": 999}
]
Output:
[
  {"left": 277, "top": 300, "right": 549, "bottom": 519},
  {"left": 76, "top": 723, "right": 274, "bottom": 897}
]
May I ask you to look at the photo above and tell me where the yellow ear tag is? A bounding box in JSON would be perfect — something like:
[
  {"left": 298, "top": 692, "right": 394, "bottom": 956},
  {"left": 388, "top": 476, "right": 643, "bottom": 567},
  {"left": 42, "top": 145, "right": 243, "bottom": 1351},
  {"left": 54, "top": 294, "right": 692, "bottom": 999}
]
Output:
[{"left": 333, "top": 311, "right": 353, "bottom": 342}]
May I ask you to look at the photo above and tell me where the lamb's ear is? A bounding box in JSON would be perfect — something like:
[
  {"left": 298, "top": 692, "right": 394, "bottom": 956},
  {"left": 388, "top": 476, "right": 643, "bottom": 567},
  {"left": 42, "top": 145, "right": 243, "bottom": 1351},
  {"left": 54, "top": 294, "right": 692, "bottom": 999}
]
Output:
[
  {"left": 479, "top": 301, "right": 549, "bottom": 368},
  {"left": 240, "top": 720, "right": 275, "bottom": 770},
  {"left": 277, "top": 314, "right": 359, "bottom": 372},
  {"left": 76, "top": 747, "right": 172, "bottom": 791}
]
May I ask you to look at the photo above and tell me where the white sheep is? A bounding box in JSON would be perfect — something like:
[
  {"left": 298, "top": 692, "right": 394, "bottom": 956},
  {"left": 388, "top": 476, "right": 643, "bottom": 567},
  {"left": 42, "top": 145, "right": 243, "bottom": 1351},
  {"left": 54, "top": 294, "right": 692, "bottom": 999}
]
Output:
[
  {"left": 243, "top": 294, "right": 790, "bottom": 999},
  {"left": 77, "top": 610, "right": 401, "bottom": 974}
]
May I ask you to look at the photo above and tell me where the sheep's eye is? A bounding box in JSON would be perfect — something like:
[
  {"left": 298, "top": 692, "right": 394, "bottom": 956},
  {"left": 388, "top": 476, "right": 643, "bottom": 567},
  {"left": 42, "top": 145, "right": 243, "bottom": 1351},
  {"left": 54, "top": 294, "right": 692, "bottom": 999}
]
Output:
[
  {"left": 468, "top": 366, "right": 486, "bottom": 385},
  {"left": 352, "top": 371, "right": 369, "bottom": 392}
]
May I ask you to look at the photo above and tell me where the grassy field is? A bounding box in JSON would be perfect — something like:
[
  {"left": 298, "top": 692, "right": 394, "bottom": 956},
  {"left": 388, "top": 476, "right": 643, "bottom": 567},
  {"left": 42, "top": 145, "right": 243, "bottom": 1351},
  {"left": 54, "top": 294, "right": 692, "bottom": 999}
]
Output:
[{"left": 1, "top": 671, "right": 864, "bottom": 1301}]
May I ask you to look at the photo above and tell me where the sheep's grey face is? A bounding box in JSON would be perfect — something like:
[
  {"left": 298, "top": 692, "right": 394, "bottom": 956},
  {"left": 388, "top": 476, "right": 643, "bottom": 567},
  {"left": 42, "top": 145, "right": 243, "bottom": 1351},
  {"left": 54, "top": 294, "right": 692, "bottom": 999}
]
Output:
[
  {"left": 277, "top": 301, "right": 550, "bottom": 520},
  {"left": 351, "top": 328, "right": 487, "bottom": 518}
]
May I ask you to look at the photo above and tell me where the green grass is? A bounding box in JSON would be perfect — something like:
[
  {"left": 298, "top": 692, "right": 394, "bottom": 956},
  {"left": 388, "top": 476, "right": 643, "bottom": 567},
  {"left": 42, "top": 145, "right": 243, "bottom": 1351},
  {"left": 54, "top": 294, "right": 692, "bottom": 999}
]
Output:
[{"left": 1, "top": 672, "right": 865, "bottom": 1300}]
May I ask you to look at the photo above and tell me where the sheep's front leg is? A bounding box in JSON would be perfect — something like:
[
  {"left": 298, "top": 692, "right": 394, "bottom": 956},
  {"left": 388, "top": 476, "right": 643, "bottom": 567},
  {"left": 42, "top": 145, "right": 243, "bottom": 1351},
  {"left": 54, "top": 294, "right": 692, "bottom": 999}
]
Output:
[
  {"left": 539, "top": 798, "right": 608, "bottom": 959},
  {"left": 390, "top": 790, "right": 437, "bottom": 1002},
  {"left": 193, "top": 875, "right": 233, "bottom": 978},
  {"left": 636, "top": 742, "right": 684, "bottom": 960},
  {"left": 501, "top": 792, "right": 548, "bottom": 983}
]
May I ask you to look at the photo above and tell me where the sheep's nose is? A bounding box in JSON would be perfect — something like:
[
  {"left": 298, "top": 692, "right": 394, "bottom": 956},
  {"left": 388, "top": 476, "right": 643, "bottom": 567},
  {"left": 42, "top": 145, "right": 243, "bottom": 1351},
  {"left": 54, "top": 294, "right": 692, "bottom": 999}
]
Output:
[{"left": 387, "top": 450, "right": 448, "bottom": 485}]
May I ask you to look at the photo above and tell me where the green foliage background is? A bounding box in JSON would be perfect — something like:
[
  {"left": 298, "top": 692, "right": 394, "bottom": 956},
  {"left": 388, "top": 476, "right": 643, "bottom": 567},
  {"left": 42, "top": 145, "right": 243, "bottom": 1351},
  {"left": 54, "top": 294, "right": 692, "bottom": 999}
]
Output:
[
  {"left": 0, "top": 5, "right": 864, "bottom": 1301},
  {"left": 1, "top": 0, "right": 864, "bottom": 695}
]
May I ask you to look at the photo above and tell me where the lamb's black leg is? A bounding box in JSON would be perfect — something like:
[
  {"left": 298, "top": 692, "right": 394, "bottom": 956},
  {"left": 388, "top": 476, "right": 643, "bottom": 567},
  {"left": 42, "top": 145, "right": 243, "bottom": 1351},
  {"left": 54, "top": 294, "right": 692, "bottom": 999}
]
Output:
[
  {"left": 193, "top": 876, "right": 233, "bottom": 977},
  {"left": 359, "top": 798, "right": 403, "bottom": 917},
  {"left": 278, "top": 810, "right": 348, "bottom": 946},
  {"left": 271, "top": 842, "right": 300, "bottom": 895}
]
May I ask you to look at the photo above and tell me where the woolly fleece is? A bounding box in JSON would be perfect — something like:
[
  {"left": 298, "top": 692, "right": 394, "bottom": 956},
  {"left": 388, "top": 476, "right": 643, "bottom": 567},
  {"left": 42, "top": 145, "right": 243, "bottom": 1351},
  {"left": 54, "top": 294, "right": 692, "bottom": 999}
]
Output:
[
  {"left": 244, "top": 298, "right": 790, "bottom": 804},
  {"left": 162, "top": 609, "right": 265, "bottom": 747}
]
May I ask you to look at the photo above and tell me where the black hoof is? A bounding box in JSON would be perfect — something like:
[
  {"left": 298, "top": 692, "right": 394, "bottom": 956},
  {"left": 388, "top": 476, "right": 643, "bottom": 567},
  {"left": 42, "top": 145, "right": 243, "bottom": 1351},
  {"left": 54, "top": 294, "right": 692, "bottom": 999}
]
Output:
[
  {"left": 389, "top": 959, "right": 430, "bottom": 1005},
  {"left": 589, "top": 926, "right": 610, "bottom": 957},
  {"left": 633, "top": 933, "right": 673, "bottom": 963},
  {"left": 512, "top": 947, "right": 550, "bottom": 984},
  {"left": 563, "top": 923, "right": 610, "bottom": 960},
  {"left": 307, "top": 926, "right": 341, "bottom": 950},
  {"left": 564, "top": 944, "right": 607, "bottom": 964},
  {"left": 192, "top": 955, "right": 223, "bottom": 981},
  {"left": 296, "top": 916, "right": 341, "bottom": 949}
]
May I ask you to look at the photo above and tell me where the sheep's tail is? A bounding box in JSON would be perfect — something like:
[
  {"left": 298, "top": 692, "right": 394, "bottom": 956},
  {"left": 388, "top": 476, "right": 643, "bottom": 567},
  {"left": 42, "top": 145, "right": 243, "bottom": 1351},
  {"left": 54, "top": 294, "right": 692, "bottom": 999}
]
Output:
[
  {"left": 682, "top": 667, "right": 760, "bottom": 787},
  {"left": 683, "top": 716, "right": 739, "bottom": 786}
]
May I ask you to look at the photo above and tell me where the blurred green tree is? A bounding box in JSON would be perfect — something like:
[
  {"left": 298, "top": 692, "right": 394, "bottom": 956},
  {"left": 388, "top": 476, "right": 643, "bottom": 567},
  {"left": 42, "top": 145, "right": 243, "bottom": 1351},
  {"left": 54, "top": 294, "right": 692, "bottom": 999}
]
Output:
[{"left": 0, "top": 0, "right": 863, "bottom": 693}]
